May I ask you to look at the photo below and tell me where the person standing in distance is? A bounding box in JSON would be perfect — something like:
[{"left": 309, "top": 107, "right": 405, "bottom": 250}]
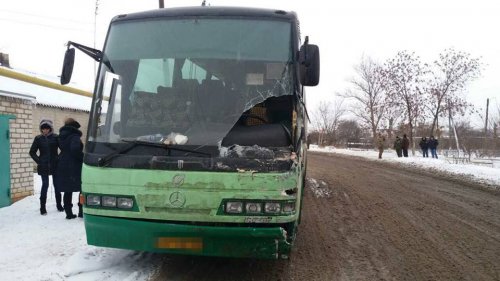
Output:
[
  {"left": 428, "top": 135, "right": 439, "bottom": 159},
  {"left": 419, "top": 137, "right": 429, "bottom": 157},
  {"left": 401, "top": 134, "right": 410, "bottom": 157},
  {"left": 55, "top": 118, "right": 84, "bottom": 219},
  {"left": 393, "top": 136, "right": 403, "bottom": 158},
  {"left": 376, "top": 133, "right": 386, "bottom": 159},
  {"left": 29, "top": 119, "right": 64, "bottom": 215}
]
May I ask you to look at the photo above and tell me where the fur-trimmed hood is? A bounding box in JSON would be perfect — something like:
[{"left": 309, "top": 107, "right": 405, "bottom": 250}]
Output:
[{"left": 39, "top": 119, "right": 54, "bottom": 133}]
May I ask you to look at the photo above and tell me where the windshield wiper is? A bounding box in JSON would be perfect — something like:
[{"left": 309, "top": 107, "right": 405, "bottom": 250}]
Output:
[{"left": 97, "top": 139, "right": 212, "bottom": 167}]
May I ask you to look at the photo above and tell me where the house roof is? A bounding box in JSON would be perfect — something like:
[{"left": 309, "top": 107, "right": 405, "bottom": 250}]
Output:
[
  {"left": 0, "top": 89, "right": 35, "bottom": 101},
  {"left": 0, "top": 67, "right": 93, "bottom": 112}
]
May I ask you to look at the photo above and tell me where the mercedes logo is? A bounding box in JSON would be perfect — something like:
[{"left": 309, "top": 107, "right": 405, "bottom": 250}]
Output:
[
  {"left": 169, "top": 191, "right": 186, "bottom": 207},
  {"left": 172, "top": 174, "right": 185, "bottom": 187}
]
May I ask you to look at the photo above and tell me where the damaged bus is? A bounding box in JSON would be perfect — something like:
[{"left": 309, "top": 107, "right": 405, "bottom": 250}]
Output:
[{"left": 60, "top": 6, "right": 319, "bottom": 259}]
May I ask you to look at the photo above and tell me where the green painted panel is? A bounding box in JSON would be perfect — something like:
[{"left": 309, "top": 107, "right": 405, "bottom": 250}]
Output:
[
  {"left": 0, "top": 115, "right": 15, "bottom": 208},
  {"left": 82, "top": 164, "right": 302, "bottom": 223},
  {"left": 84, "top": 214, "right": 291, "bottom": 259},
  {"left": 80, "top": 152, "right": 305, "bottom": 258}
]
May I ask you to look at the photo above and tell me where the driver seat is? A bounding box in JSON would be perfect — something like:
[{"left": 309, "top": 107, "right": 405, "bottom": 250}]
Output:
[{"left": 244, "top": 104, "right": 270, "bottom": 126}]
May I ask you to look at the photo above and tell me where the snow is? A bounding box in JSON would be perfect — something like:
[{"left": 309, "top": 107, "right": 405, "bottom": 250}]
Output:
[
  {"left": 0, "top": 176, "right": 160, "bottom": 281},
  {"left": 2, "top": 146, "right": 499, "bottom": 280},
  {"left": 310, "top": 145, "right": 500, "bottom": 188},
  {"left": 307, "top": 178, "right": 332, "bottom": 198}
]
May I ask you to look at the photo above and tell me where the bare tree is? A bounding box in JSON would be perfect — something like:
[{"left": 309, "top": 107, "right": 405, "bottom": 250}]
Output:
[
  {"left": 427, "top": 48, "right": 482, "bottom": 135},
  {"left": 380, "top": 105, "right": 403, "bottom": 142},
  {"left": 311, "top": 99, "right": 346, "bottom": 145},
  {"left": 453, "top": 121, "right": 483, "bottom": 160},
  {"left": 487, "top": 100, "right": 500, "bottom": 137},
  {"left": 343, "top": 56, "right": 388, "bottom": 142},
  {"left": 337, "top": 119, "right": 362, "bottom": 145},
  {"left": 383, "top": 51, "right": 427, "bottom": 155},
  {"left": 480, "top": 100, "right": 500, "bottom": 154}
]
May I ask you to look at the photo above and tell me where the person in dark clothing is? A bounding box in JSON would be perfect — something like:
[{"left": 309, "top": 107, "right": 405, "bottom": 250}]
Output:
[
  {"left": 55, "top": 118, "right": 84, "bottom": 219},
  {"left": 29, "top": 119, "right": 64, "bottom": 215},
  {"left": 393, "top": 136, "right": 403, "bottom": 157},
  {"left": 419, "top": 137, "right": 429, "bottom": 157},
  {"left": 401, "top": 134, "right": 410, "bottom": 157},
  {"left": 428, "top": 135, "right": 439, "bottom": 159}
]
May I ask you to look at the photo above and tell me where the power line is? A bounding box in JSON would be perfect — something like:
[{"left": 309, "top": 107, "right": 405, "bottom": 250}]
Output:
[
  {"left": 0, "top": 17, "right": 93, "bottom": 33},
  {"left": 0, "top": 9, "right": 93, "bottom": 25}
]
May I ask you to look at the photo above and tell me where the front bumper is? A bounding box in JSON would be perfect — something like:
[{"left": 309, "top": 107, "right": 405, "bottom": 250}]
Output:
[{"left": 85, "top": 214, "right": 292, "bottom": 259}]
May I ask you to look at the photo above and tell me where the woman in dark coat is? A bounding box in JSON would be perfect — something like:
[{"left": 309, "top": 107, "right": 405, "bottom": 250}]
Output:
[
  {"left": 29, "top": 119, "right": 63, "bottom": 215},
  {"left": 55, "top": 118, "right": 84, "bottom": 219}
]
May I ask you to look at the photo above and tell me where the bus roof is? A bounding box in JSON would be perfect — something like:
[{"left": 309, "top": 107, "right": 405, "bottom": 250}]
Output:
[{"left": 111, "top": 6, "right": 298, "bottom": 23}]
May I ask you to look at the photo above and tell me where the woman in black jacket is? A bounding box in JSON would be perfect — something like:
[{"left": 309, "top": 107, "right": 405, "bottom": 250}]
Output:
[
  {"left": 55, "top": 118, "right": 84, "bottom": 219},
  {"left": 29, "top": 119, "right": 64, "bottom": 215}
]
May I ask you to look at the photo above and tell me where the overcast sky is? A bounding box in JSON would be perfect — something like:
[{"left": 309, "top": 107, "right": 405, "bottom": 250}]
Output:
[{"left": 1, "top": 0, "right": 499, "bottom": 127}]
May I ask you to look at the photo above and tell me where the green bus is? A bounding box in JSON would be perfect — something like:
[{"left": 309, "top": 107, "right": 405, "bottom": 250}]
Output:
[{"left": 60, "top": 6, "right": 319, "bottom": 259}]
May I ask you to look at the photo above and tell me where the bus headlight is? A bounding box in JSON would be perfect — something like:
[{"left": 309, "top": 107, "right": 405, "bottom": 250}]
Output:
[
  {"left": 282, "top": 202, "right": 295, "bottom": 213},
  {"left": 245, "top": 202, "right": 262, "bottom": 214},
  {"left": 117, "top": 198, "right": 134, "bottom": 209},
  {"left": 221, "top": 200, "right": 296, "bottom": 215},
  {"left": 226, "top": 202, "right": 243, "bottom": 213},
  {"left": 102, "top": 196, "right": 117, "bottom": 207},
  {"left": 87, "top": 195, "right": 101, "bottom": 206},
  {"left": 264, "top": 202, "right": 281, "bottom": 214}
]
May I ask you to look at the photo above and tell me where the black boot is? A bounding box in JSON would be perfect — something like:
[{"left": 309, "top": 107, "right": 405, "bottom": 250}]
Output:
[
  {"left": 40, "top": 198, "right": 47, "bottom": 215},
  {"left": 78, "top": 202, "right": 83, "bottom": 218},
  {"left": 64, "top": 205, "right": 77, "bottom": 219},
  {"left": 63, "top": 192, "right": 76, "bottom": 219},
  {"left": 55, "top": 192, "right": 64, "bottom": 212}
]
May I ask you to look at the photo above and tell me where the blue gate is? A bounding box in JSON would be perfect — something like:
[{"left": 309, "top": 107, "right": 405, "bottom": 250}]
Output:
[{"left": 0, "top": 115, "right": 15, "bottom": 208}]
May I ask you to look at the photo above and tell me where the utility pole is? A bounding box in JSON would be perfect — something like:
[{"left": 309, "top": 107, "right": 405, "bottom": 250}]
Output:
[
  {"left": 94, "top": 0, "right": 99, "bottom": 79},
  {"left": 448, "top": 101, "right": 452, "bottom": 148},
  {"left": 484, "top": 98, "right": 489, "bottom": 135},
  {"left": 483, "top": 98, "right": 489, "bottom": 154},
  {"left": 159, "top": 0, "right": 164, "bottom": 8},
  {"left": 448, "top": 103, "right": 460, "bottom": 157}
]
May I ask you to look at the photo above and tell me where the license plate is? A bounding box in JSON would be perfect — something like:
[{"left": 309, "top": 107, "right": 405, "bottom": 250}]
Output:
[
  {"left": 156, "top": 237, "right": 203, "bottom": 250},
  {"left": 244, "top": 217, "right": 272, "bottom": 223}
]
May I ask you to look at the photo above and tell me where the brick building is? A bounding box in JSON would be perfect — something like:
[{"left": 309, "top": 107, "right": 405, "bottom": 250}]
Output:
[
  {"left": 0, "top": 92, "right": 35, "bottom": 206},
  {"left": 0, "top": 67, "right": 92, "bottom": 206}
]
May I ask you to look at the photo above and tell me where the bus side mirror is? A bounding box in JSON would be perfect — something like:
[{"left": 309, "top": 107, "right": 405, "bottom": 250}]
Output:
[
  {"left": 299, "top": 44, "right": 320, "bottom": 86},
  {"left": 60, "top": 48, "right": 75, "bottom": 85}
]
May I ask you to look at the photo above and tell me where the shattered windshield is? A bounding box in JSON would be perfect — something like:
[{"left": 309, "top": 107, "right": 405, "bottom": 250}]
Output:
[{"left": 88, "top": 18, "right": 294, "bottom": 151}]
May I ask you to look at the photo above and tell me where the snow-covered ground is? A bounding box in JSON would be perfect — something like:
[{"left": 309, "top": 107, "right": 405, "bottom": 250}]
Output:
[
  {"left": 0, "top": 176, "right": 161, "bottom": 281},
  {"left": 2, "top": 148, "right": 499, "bottom": 280},
  {"left": 310, "top": 145, "right": 500, "bottom": 188}
]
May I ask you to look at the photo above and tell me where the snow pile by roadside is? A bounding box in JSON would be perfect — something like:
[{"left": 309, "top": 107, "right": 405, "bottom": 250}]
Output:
[
  {"left": 0, "top": 176, "right": 161, "bottom": 281},
  {"left": 310, "top": 145, "right": 500, "bottom": 188}
]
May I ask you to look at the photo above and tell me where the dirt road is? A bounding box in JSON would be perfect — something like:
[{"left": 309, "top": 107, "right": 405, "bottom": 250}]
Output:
[{"left": 153, "top": 151, "right": 500, "bottom": 281}]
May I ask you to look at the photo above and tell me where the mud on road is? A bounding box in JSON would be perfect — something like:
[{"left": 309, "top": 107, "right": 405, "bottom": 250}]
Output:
[{"left": 153, "top": 151, "right": 500, "bottom": 281}]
